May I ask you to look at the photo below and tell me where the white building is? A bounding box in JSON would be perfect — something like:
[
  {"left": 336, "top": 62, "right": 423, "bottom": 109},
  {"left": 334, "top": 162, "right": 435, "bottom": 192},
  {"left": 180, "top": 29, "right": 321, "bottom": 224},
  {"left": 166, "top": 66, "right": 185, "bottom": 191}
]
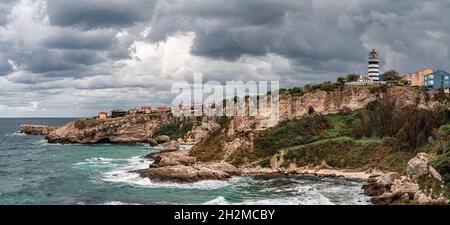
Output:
[{"left": 368, "top": 49, "right": 380, "bottom": 81}]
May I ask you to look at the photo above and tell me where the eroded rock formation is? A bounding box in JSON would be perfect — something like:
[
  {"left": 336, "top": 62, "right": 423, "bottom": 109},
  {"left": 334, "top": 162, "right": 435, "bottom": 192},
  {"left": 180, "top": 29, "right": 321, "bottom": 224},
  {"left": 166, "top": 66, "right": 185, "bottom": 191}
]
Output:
[{"left": 20, "top": 125, "right": 57, "bottom": 135}]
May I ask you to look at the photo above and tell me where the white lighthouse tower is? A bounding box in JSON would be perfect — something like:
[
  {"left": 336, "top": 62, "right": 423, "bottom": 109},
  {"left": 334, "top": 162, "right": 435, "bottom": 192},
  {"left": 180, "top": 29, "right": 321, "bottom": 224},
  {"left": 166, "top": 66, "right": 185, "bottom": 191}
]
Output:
[{"left": 368, "top": 49, "right": 380, "bottom": 81}]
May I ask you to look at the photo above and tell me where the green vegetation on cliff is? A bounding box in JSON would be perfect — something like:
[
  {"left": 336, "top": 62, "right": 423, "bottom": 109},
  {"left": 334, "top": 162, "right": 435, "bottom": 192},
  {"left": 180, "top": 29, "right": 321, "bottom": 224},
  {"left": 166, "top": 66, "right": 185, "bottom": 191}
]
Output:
[
  {"left": 155, "top": 121, "right": 194, "bottom": 140},
  {"left": 190, "top": 117, "right": 232, "bottom": 161},
  {"left": 232, "top": 98, "right": 450, "bottom": 174}
]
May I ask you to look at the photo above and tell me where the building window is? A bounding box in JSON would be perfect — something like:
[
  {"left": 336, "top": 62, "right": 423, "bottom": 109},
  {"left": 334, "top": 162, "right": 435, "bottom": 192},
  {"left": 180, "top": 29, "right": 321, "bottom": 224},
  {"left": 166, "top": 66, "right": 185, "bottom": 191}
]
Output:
[
  {"left": 430, "top": 80, "right": 434, "bottom": 85},
  {"left": 446, "top": 76, "right": 449, "bottom": 80},
  {"left": 429, "top": 75, "right": 434, "bottom": 79}
]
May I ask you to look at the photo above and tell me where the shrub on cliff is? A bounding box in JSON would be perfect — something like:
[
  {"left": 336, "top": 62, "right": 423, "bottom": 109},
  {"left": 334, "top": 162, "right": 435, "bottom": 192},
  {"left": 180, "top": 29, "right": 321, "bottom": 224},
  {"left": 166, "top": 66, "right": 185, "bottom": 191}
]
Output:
[
  {"left": 155, "top": 121, "right": 194, "bottom": 140},
  {"left": 432, "top": 150, "right": 450, "bottom": 198},
  {"left": 253, "top": 115, "right": 331, "bottom": 158},
  {"left": 370, "top": 99, "right": 449, "bottom": 149}
]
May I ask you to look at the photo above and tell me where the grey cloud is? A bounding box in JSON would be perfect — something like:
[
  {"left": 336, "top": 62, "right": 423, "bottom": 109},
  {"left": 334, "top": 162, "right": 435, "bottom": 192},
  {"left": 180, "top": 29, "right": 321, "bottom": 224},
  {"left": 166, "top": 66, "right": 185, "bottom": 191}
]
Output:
[
  {"left": 0, "top": 54, "right": 13, "bottom": 75},
  {"left": 0, "top": 0, "right": 16, "bottom": 26},
  {"left": 47, "top": 0, "right": 157, "bottom": 29},
  {"left": 2, "top": 0, "right": 450, "bottom": 117},
  {"left": 43, "top": 28, "right": 117, "bottom": 50},
  {"left": 148, "top": 0, "right": 450, "bottom": 74}
]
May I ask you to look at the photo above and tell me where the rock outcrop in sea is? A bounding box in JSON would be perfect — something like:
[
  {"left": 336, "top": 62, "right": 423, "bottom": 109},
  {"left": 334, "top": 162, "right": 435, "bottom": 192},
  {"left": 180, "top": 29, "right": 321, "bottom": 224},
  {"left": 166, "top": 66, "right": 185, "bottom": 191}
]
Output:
[
  {"left": 137, "top": 141, "right": 240, "bottom": 183},
  {"left": 20, "top": 125, "right": 57, "bottom": 135},
  {"left": 363, "top": 153, "right": 449, "bottom": 205}
]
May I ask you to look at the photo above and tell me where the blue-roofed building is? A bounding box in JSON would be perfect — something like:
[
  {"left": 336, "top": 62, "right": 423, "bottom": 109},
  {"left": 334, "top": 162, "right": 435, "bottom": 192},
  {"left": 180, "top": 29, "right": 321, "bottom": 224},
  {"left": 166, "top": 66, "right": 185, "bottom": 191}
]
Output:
[{"left": 424, "top": 70, "right": 450, "bottom": 90}]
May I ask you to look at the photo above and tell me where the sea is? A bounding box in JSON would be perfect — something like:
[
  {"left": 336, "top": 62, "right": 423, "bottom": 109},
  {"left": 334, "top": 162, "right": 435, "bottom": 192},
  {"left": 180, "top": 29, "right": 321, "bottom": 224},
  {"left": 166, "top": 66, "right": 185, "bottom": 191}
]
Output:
[{"left": 0, "top": 118, "right": 371, "bottom": 205}]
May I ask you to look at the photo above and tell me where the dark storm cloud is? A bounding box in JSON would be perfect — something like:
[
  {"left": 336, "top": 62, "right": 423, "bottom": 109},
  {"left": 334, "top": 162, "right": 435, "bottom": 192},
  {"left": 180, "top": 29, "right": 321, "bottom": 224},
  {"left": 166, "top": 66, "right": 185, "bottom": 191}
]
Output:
[
  {"left": 148, "top": 0, "right": 450, "bottom": 74},
  {"left": 2, "top": 0, "right": 450, "bottom": 116},
  {"left": 11, "top": 48, "right": 107, "bottom": 79},
  {"left": 43, "top": 29, "right": 116, "bottom": 50},
  {"left": 47, "top": 0, "right": 157, "bottom": 29},
  {"left": 149, "top": 0, "right": 368, "bottom": 71}
]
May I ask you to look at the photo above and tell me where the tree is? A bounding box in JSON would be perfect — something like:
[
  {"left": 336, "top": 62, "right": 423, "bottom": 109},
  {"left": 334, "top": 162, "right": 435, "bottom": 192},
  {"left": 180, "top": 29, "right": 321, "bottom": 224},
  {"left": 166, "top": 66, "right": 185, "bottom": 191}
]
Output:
[
  {"left": 438, "top": 124, "right": 450, "bottom": 151},
  {"left": 320, "top": 81, "right": 338, "bottom": 91},
  {"left": 337, "top": 77, "right": 346, "bottom": 85},
  {"left": 346, "top": 74, "right": 359, "bottom": 82},
  {"left": 383, "top": 70, "right": 402, "bottom": 81}
]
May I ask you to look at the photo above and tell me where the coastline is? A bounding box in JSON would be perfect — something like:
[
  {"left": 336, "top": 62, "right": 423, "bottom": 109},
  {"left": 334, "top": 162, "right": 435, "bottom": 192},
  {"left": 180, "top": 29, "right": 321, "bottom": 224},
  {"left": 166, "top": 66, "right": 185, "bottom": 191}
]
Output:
[{"left": 239, "top": 166, "right": 386, "bottom": 181}]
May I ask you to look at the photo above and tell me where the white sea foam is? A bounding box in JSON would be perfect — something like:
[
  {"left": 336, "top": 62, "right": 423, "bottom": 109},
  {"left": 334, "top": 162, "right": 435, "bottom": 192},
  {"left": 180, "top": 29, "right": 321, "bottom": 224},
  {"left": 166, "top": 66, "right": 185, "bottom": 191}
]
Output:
[
  {"left": 101, "top": 201, "right": 141, "bottom": 205},
  {"left": 102, "top": 168, "right": 235, "bottom": 190},
  {"left": 5, "top": 132, "right": 26, "bottom": 137},
  {"left": 74, "top": 157, "right": 117, "bottom": 166},
  {"left": 203, "top": 195, "right": 333, "bottom": 205},
  {"left": 97, "top": 153, "right": 238, "bottom": 190}
]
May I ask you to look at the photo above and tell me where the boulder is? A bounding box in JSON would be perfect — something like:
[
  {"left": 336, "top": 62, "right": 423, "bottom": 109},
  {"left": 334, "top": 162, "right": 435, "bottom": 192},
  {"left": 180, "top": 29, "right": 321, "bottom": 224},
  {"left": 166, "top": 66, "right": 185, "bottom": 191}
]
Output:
[
  {"left": 270, "top": 155, "right": 284, "bottom": 170},
  {"left": 407, "top": 152, "right": 428, "bottom": 179},
  {"left": 390, "top": 179, "right": 419, "bottom": 195},
  {"left": 428, "top": 166, "right": 443, "bottom": 182},
  {"left": 201, "top": 162, "right": 240, "bottom": 176},
  {"left": 137, "top": 164, "right": 231, "bottom": 183},
  {"left": 377, "top": 172, "right": 401, "bottom": 186},
  {"left": 147, "top": 138, "right": 158, "bottom": 147},
  {"left": 156, "top": 135, "right": 171, "bottom": 144},
  {"left": 162, "top": 141, "right": 180, "bottom": 152},
  {"left": 414, "top": 190, "right": 449, "bottom": 205},
  {"left": 371, "top": 193, "right": 401, "bottom": 205},
  {"left": 149, "top": 151, "right": 196, "bottom": 168},
  {"left": 363, "top": 181, "right": 386, "bottom": 197},
  {"left": 319, "top": 160, "right": 333, "bottom": 169}
]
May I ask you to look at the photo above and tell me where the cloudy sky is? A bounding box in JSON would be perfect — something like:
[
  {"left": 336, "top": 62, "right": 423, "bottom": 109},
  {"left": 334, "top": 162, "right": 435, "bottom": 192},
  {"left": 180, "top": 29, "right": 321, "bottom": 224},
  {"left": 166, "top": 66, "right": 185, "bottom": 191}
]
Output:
[{"left": 0, "top": 0, "right": 449, "bottom": 117}]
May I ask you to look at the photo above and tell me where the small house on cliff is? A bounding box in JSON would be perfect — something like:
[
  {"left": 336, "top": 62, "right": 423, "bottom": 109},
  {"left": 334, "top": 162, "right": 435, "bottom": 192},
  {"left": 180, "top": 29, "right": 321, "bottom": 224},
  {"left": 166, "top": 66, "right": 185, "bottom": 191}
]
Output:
[
  {"left": 111, "top": 109, "right": 127, "bottom": 117},
  {"left": 98, "top": 112, "right": 109, "bottom": 119},
  {"left": 140, "top": 106, "right": 152, "bottom": 114}
]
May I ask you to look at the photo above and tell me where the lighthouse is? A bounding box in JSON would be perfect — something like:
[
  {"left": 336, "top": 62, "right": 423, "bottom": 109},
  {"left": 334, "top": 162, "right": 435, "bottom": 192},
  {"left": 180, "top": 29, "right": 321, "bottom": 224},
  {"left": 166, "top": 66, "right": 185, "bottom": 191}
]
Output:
[{"left": 368, "top": 49, "right": 380, "bottom": 81}]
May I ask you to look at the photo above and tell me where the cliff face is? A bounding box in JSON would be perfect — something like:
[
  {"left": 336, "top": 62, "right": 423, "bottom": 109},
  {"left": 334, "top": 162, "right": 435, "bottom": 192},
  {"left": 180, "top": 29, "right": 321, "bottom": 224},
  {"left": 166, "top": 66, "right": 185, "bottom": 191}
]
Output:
[
  {"left": 279, "top": 86, "right": 436, "bottom": 120},
  {"left": 190, "top": 86, "right": 443, "bottom": 162}
]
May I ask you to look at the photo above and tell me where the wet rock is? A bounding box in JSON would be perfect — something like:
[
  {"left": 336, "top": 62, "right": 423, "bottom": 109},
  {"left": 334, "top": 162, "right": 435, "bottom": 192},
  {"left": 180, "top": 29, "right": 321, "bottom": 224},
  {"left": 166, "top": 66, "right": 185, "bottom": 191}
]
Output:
[
  {"left": 137, "top": 164, "right": 231, "bottom": 183},
  {"left": 371, "top": 193, "right": 400, "bottom": 205},
  {"left": 149, "top": 151, "right": 196, "bottom": 168},
  {"left": 147, "top": 138, "right": 158, "bottom": 147},
  {"left": 201, "top": 162, "right": 240, "bottom": 176},
  {"left": 156, "top": 135, "right": 170, "bottom": 144},
  {"left": 162, "top": 141, "right": 180, "bottom": 152}
]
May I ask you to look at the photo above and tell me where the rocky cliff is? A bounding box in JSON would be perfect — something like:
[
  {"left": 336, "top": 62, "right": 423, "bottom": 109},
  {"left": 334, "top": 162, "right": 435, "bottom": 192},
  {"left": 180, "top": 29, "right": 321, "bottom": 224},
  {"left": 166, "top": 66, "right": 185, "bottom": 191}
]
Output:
[
  {"left": 44, "top": 86, "right": 440, "bottom": 147},
  {"left": 20, "top": 125, "right": 57, "bottom": 135},
  {"left": 45, "top": 114, "right": 191, "bottom": 144},
  {"left": 191, "top": 86, "right": 442, "bottom": 163}
]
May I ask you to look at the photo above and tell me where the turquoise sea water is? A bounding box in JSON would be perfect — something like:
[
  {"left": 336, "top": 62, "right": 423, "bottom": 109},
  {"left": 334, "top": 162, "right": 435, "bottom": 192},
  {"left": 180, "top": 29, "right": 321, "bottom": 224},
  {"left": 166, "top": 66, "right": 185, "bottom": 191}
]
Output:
[{"left": 0, "top": 118, "right": 371, "bottom": 205}]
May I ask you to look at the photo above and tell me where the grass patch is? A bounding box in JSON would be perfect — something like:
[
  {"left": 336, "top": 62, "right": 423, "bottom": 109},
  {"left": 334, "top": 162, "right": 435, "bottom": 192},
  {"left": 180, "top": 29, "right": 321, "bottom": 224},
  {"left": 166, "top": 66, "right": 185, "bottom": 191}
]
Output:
[
  {"left": 253, "top": 115, "right": 331, "bottom": 159},
  {"left": 283, "top": 139, "right": 414, "bottom": 172},
  {"left": 155, "top": 121, "right": 193, "bottom": 140},
  {"left": 74, "top": 118, "right": 103, "bottom": 129}
]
